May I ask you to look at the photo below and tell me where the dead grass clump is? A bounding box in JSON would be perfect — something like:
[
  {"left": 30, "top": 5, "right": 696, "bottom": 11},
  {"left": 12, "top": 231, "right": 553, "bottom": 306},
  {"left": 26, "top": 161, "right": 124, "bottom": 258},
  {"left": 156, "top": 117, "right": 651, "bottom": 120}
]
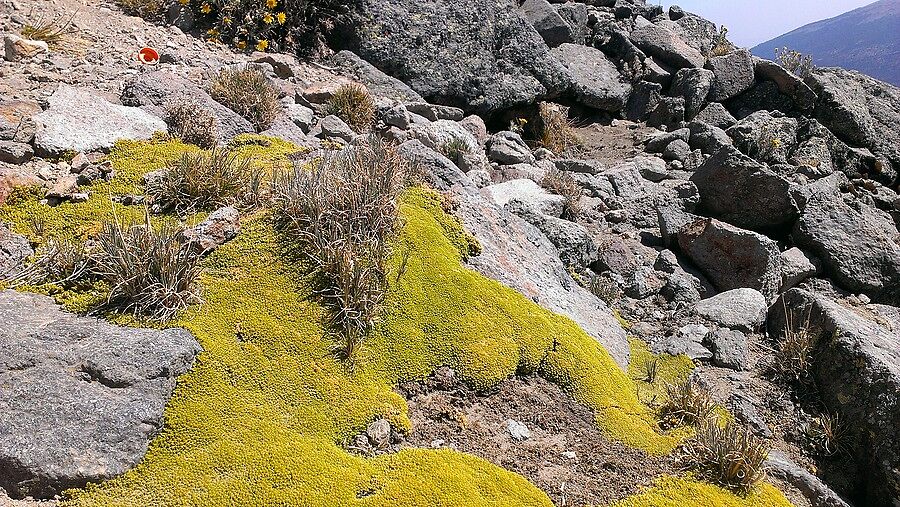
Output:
[
  {"left": 536, "top": 102, "right": 581, "bottom": 155},
  {"left": 1, "top": 238, "right": 92, "bottom": 288},
  {"left": 146, "top": 148, "right": 262, "bottom": 213},
  {"left": 540, "top": 167, "right": 582, "bottom": 220},
  {"left": 164, "top": 100, "right": 218, "bottom": 149},
  {"left": 771, "top": 308, "right": 816, "bottom": 388},
  {"left": 94, "top": 214, "right": 202, "bottom": 321},
  {"left": 20, "top": 12, "right": 79, "bottom": 50},
  {"left": 274, "top": 137, "right": 408, "bottom": 359},
  {"left": 803, "top": 411, "right": 848, "bottom": 457},
  {"left": 659, "top": 376, "right": 716, "bottom": 428},
  {"left": 680, "top": 418, "right": 770, "bottom": 493},
  {"left": 209, "top": 66, "right": 280, "bottom": 131},
  {"left": 775, "top": 47, "right": 815, "bottom": 78},
  {"left": 325, "top": 83, "right": 376, "bottom": 133}
]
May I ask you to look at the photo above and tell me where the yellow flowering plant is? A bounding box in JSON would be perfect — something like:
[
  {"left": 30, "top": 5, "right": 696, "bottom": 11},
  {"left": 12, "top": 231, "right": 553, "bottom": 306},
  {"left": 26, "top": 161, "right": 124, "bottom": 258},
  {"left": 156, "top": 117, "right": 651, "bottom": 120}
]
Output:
[{"left": 180, "top": 0, "right": 354, "bottom": 55}]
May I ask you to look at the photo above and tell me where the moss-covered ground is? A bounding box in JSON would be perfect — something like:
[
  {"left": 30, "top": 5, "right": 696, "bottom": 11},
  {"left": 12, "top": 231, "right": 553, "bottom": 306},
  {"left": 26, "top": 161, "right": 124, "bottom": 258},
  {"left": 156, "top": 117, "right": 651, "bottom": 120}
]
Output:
[{"left": 1, "top": 136, "right": 793, "bottom": 506}]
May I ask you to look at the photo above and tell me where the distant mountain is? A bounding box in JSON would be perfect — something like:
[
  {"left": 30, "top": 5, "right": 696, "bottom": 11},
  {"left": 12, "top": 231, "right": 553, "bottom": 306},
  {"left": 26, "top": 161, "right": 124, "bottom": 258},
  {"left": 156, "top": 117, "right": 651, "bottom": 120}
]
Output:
[{"left": 752, "top": 0, "right": 900, "bottom": 86}]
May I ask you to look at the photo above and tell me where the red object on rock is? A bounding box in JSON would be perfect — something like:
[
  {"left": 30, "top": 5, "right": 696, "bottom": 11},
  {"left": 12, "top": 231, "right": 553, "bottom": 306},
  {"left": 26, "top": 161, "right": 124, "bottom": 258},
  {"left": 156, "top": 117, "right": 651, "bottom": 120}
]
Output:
[{"left": 138, "top": 47, "right": 159, "bottom": 65}]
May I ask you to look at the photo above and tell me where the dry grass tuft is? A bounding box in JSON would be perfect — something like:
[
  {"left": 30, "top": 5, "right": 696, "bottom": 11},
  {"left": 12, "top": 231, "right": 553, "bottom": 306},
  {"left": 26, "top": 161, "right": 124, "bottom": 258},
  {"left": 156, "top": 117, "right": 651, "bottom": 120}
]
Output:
[
  {"left": 540, "top": 167, "right": 582, "bottom": 220},
  {"left": 536, "top": 102, "right": 581, "bottom": 155},
  {"left": 680, "top": 418, "right": 770, "bottom": 493},
  {"left": 659, "top": 376, "right": 716, "bottom": 428},
  {"left": 146, "top": 148, "right": 262, "bottom": 213},
  {"left": 775, "top": 47, "right": 815, "bottom": 78},
  {"left": 804, "top": 411, "right": 848, "bottom": 457},
  {"left": 20, "top": 12, "right": 78, "bottom": 50},
  {"left": 771, "top": 308, "right": 816, "bottom": 387},
  {"left": 164, "top": 100, "right": 218, "bottom": 149},
  {"left": 209, "top": 66, "right": 280, "bottom": 131},
  {"left": 274, "top": 136, "right": 409, "bottom": 359},
  {"left": 114, "top": 0, "right": 167, "bottom": 19},
  {"left": 94, "top": 214, "right": 202, "bottom": 322},
  {"left": 325, "top": 83, "right": 376, "bottom": 133}
]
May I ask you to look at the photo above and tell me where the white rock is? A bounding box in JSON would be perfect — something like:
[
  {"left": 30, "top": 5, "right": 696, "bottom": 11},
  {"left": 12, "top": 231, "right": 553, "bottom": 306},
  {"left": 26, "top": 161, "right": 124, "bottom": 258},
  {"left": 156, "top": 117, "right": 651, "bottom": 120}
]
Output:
[
  {"left": 694, "top": 288, "right": 767, "bottom": 332},
  {"left": 4, "top": 34, "right": 48, "bottom": 62},
  {"left": 506, "top": 419, "right": 531, "bottom": 441}
]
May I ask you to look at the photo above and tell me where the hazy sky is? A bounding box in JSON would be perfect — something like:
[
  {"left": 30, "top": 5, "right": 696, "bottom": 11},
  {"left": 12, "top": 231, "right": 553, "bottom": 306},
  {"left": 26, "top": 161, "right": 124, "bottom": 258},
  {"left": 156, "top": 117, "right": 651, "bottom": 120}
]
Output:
[{"left": 655, "top": 0, "right": 877, "bottom": 48}]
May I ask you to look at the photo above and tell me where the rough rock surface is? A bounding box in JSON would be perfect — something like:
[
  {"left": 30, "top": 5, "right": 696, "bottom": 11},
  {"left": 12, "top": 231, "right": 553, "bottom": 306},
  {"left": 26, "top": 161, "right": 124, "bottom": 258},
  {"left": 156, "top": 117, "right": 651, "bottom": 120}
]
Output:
[
  {"left": 770, "top": 289, "right": 900, "bottom": 507},
  {"left": 677, "top": 218, "right": 782, "bottom": 299},
  {"left": 629, "top": 22, "right": 706, "bottom": 70},
  {"left": 793, "top": 193, "right": 900, "bottom": 304},
  {"left": 551, "top": 43, "right": 631, "bottom": 112},
  {"left": 339, "top": 0, "right": 567, "bottom": 116},
  {"left": 180, "top": 206, "right": 241, "bottom": 254},
  {"left": 691, "top": 147, "right": 798, "bottom": 230},
  {"left": 694, "top": 288, "right": 767, "bottom": 332},
  {"left": 705, "top": 49, "right": 754, "bottom": 102},
  {"left": 34, "top": 85, "right": 167, "bottom": 155},
  {"left": 0, "top": 290, "right": 201, "bottom": 498},
  {"left": 0, "top": 224, "right": 31, "bottom": 279}
]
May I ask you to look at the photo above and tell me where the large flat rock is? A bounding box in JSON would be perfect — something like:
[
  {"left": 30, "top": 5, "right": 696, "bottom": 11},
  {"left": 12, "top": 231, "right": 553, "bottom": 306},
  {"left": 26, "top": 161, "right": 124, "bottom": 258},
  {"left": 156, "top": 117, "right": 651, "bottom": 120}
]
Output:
[{"left": 0, "top": 290, "right": 201, "bottom": 499}]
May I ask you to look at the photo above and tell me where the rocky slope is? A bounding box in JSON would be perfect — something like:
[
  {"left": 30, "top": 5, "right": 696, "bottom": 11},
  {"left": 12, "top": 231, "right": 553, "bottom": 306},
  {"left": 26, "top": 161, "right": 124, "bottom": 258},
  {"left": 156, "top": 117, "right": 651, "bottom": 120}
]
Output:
[{"left": 1, "top": 0, "right": 899, "bottom": 506}]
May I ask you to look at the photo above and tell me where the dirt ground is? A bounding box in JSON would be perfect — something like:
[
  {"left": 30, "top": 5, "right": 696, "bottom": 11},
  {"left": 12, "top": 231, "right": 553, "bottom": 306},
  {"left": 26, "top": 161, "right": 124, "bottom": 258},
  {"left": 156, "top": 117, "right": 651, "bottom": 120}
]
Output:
[
  {"left": 398, "top": 369, "right": 675, "bottom": 507},
  {"left": 569, "top": 120, "right": 658, "bottom": 167}
]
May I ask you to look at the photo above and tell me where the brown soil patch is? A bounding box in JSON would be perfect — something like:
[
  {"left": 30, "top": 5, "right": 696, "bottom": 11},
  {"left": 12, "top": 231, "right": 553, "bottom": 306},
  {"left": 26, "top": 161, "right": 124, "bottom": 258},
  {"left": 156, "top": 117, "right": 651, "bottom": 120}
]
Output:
[
  {"left": 398, "top": 370, "right": 675, "bottom": 506},
  {"left": 569, "top": 121, "right": 658, "bottom": 166}
]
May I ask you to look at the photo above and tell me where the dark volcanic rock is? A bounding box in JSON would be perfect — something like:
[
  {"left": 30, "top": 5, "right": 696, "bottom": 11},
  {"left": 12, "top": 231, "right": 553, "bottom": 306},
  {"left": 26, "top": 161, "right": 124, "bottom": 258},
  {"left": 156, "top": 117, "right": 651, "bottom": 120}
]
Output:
[
  {"left": 669, "top": 68, "right": 713, "bottom": 119},
  {"left": 753, "top": 58, "right": 817, "bottom": 111},
  {"left": 769, "top": 289, "right": 900, "bottom": 507},
  {"left": 0, "top": 290, "right": 201, "bottom": 499},
  {"left": 706, "top": 49, "right": 755, "bottom": 102},
  {"left": 629, "top": 22, "right": 706, "bottom": 69},
  {"left": 339, "top": 0, "right": 568, "bottom": 116},
  {"left": 677, "top": 217, "right": 782, "bottom": 299},
  {"left": 519, "top": 0, "right": 573, "bottom": 47},
  {"left": 551, "top": 43, "right": 631, "bottom": 112},
  {"left": 691, "top": 146, "right": 798, "bottom": 230},
  {"left": 793, "top": 192, "right": 900, "bottom": 304}
]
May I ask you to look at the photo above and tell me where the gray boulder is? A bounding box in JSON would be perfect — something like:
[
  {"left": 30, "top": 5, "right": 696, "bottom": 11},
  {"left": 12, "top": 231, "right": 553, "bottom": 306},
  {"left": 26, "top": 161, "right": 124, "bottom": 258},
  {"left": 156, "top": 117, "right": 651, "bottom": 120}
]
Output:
[
  {"left": 507, "top": 199, "right": 598, "bottom": 268},
  {"left": 780, "top": 247, "right": 818, "bottom": 291},
  {"left": 629, "top": 22, "right": 706, "bottom": 69},
  {"left": 694, "top": 288, "right": 767, "bottom": 332},
  {"left": 483, "top": 178, "right": 564, "bottom": 217},
  {"left": 34, "top": 85, "right": 166, "bottom": 155},
  {"left": 0, "top": 141, "right": 33, "bottom": 165},
  {"left": 454, "top": 185, "right": 630, "bottom": 368},
  {"left": 519, "top": 0, "right": 573, "bottom": 47},
  {"left": 769, "top": 290, "right": 900, "bottom": 507},
  {"left": 0, "top": 290, "right": 201, "bottom": 498},
  {"left": 487, "top": 131, "right": 535, "bottom": 165},
  {"left": 409, "top": 120, "right": 480, "bottom": 154},
  {"left": 706, "top": 328, "right": 750, "bottom": 370},
  {"left": 121, "top": 70, "right": 254, "bottom": 142},
  {"left": 652, "top": 323, "right": 713, "bottom": 361},
  {"left": 645, "top": 128, "right": 691, "bottom": 153},
  {"left": 338, "top": 0, "right": 568, "bottom": 116},
  {"left": 669, "top": 68, "right": 714, "bottom": 119},
  {"left": 807, "top": 67, "right": 900, "bottom": 185},
  {"left": 396, "top": 140, "right": 470, "bottom": 191},
  {"left": 678, "top": 218, "right": 782, "bottom": 299},
  {"left": 330, "top": 50, "right": 424, "bottom": 102},
  {"left": 705, "top": 49, "right": 755, "bottom": 102},
  {"left": 687, "top": 121, "right": 732, "bottom": 154},
  {"left": 793, "top": 193, "right": 900, "bottom": 304},
  {"left": 726, "top": 110, "right": 799, "bottom": 165},
  {"left": 551, "top": 43, "right": 631, "bottom": 112},
  {"left": 671, "top": 12, "right": 720, "bottom": 55},
  {"left": 313, "top": 115, "right": 356, "bottom": 141},
  {"left": 693, "top": 102, "right": 736, "bottom": 129},
  {"left": 766, "top": 450, "right": 851, "bottom": 507},
  {"left": 691, "top": 146, "right": 798, "bottom": 230}
]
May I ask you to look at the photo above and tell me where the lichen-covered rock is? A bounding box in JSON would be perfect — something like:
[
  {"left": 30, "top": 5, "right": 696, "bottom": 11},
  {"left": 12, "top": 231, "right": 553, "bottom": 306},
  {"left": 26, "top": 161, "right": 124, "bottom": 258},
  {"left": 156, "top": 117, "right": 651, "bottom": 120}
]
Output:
[
  {"left": 0, "top": 224, "right": 31, "bottom": 280},
  {"left": 769, "top": 289, "right": 900, "bottom": 507},
  {"left": 793, "top": 192, "right": 900, "bottom": 304},
  {"left": 337, "top": 0, "right": 568, "bottom": 116},
  {"left": 677, "top": 217, "right": 782, "bottom": 299},
  {"left": 506, "top": 199, "right": 598, "bottom": 268},
  {"left": 669, "top": 68, "right": 713, "bottom": 119},
  {"left": 34, "top": 85, "right": 167, "bottom": 155},
  {"left": 484, "top": 178, "right": 564, "bottom": 218},
  {"left": 726, "top": 110, "right": 798, "bottom": 165},
  {"left": 0, "top": 141, "right": 33, "bottom": 165},
  {"left": 551, "top": 43, "right": 631, "bottom": 112},
  {"left": 519, "top": 0, "right": 574, "bottom": 47},
  {"left": 691, "top": 146, "right": 798, "bottom": 230},
  {"left": 409, "top": 119, "right": 480, "bottom": 154},
  {"left": 0, "top": 290, "right": 201, "bottom": 498},
  {"left": 753, "top": 58, "right": 817, "bottom": 111}
]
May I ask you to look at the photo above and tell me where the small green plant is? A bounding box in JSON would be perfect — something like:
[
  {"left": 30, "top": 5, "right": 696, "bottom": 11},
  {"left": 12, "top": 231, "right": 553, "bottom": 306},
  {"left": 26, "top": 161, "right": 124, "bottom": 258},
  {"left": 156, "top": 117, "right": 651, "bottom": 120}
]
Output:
[
  {"left": 209, "top": 66, "right": 280, "bottom": 131},
  {"left": 804, "top": 411, "right": 847, "bottom": 457},
  {"left": 540, "top": 167, "right": 582, "bottom": 220},
  {"left": 440, "top": 136, "right": 472, "bottom": 164},
  {"left": 164, "top": 100, "right": 218, "bottom": 149},
  {"left": 20, "top": 12, "right": 78, "bottom": 49},
  {"left": 775, "top": 47, "right": 815, "bottom": 78},
  {"left": 325, "top": 83, "right": 376, "bottom": 133},
  {"left": 536, "top": 102, "right": 581, "bottom": 155},
  {"left": 94, "top": 214, "right": 202, "bottom": 321},
  {"left": 146, "top": 148, "right": 261, "bottom": 213},
  {"left": 659, "top": 377, "right": 716, "bottom": 428},
  {"left": 274, "top": 137, "right": 409, "bottom": 359},
  {"left": 639, "top": 357, "right": 661, "bottom": 384},
  {"left": 680, "top": 418, "right": 770, "bottom": 493}
]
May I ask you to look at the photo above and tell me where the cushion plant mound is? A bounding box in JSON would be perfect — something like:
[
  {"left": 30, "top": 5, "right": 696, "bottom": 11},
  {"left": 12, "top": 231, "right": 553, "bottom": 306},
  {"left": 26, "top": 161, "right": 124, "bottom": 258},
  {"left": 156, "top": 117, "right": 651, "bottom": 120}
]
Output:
[{"left": 1, "top": 138, "right": 793, "bottom": 506}]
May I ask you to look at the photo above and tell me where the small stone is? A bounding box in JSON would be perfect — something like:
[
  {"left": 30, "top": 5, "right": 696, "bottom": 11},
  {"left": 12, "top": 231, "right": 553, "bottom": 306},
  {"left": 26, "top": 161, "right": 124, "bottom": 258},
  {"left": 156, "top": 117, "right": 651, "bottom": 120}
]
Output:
[
  {"left": 366, "top": 419, "right": 391, "bottom": 447},
  {"left": 706, "top": 328, "right": 750, "bottom": 370},
  {"left": 69, "top": 152, "right": 91, "bottom": 173},
  {"left": 430, "top": 439, "right": 445, "bottom": 448},
  {"left": 562, "top": 451, "right": 577, "bottom": 460},
  {"left": 180, "top": 206, "right": 240, "bottom": 255},
  {"left": 314, "top": 115, "right": 356, "bottom": 142},
  {"left": 506, "top": 419, "right": 531, "bottom": 441},
  {"left": 0, "top": 140, "right": 33, "bottom": 164},
  {"left": 694, "top": 288, "right": 767, "bottom": 332},
  {"left": 75, "top": 164, "right": 103, "bottom": 186},
  {"left": 4, "top": 34, "right": 48, "bottom": 62}
]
